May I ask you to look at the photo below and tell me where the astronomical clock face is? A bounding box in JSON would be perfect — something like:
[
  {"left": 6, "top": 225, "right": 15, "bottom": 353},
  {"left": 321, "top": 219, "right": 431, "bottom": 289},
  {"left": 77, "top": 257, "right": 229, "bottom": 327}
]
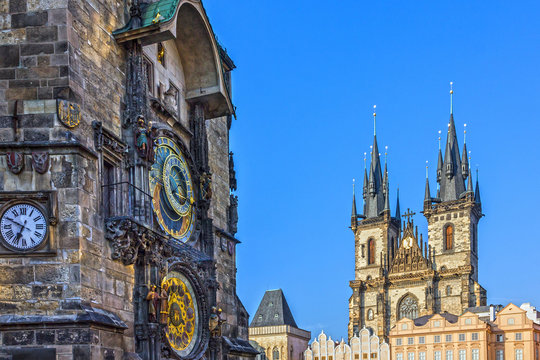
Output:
[
  {"left": 150, "top": 137, "right": 195, "bottom": 243},
  {"left": 0, "top": 203, "right": 48, "bottom": 251},
  {"left": 162, "top": 271, "right": 200, "bottom": 357}
]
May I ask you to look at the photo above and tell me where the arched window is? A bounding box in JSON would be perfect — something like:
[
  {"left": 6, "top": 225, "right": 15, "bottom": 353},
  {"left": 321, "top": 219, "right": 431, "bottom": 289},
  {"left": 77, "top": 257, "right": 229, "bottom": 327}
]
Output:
[
  {"left": 444, "top": 224, "right": 454, "bottom": 250},
  {"left": 446, "top": 285, "right": 452, "bottom": 295},
  {"left": 398, "top": 294, "right": 419, "bottom": 320},
  {"left": 367, "top": 309, "right": 374, "bottom": 320},
  {"left": 368, "top": 239, "right": 375, "bottom": 265},
  {"left": 273, "top": 348, "right": 279, "bottom": 360}
]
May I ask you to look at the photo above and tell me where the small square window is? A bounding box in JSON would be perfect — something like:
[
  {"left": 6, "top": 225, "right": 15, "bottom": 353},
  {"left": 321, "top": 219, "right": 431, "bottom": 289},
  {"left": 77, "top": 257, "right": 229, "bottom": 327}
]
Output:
[
  {"left": 465, "top": 318, "right": 472, "bottom": 325},
  {"left": 433, "top": 321, "right": 441, "bottom": 327},
  {"left": 496, "top": 334, "right": 504, "bottom": 342},
  {"left": 515, "top": 333, "right": 522, "bottom": 341},
  {"left": 408, "top": 337, "right": 414, "bottom": 345},
  {"left": 402, "top": 324, "right": 408, "bottom": 330},
  {"left": 396, "top": 338, "right": 402, "bottom": 346},
  {"left": 508, "top": 318, "right": 515, "bottom": 325},
  {"left": 419, "top": 336, "right": 425, "bottom": 344},
  {"left": 471, "top": 333, "right": 479, "bottom": 341},
  {"left": 458, "top": 334, "right": 465, "bottom": 341},
  {"left": 446, "top": 334, "right": 452, "bottom": 342},
  {"left": 434, "top": 335, "right": 441, "bottom": 343}
]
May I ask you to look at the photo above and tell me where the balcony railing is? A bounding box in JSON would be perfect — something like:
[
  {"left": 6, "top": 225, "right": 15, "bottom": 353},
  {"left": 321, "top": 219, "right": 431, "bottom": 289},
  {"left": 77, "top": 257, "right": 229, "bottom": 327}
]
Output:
[{"left": 102, "top": 181, "right": 154, "bottom": 228}]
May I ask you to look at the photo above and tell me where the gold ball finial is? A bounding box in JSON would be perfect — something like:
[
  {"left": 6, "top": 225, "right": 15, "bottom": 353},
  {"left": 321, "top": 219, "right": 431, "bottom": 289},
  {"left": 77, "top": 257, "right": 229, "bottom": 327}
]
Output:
[{"left": 373, "top": 104, "right": 377, "bottom": 117}]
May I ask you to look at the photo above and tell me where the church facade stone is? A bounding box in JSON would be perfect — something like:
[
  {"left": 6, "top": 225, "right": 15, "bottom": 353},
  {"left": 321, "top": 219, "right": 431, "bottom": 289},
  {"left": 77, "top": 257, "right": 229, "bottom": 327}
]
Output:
[
  {"left": 348, "top": 103, "right": 487, "bottom": 340},
  {"left": 0, "top": 1, "right": 254, "bottom": 359}
]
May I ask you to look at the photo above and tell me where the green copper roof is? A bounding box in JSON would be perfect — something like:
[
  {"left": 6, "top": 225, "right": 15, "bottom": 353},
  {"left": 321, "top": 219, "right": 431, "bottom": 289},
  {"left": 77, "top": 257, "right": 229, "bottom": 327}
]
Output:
[{"left": 113, "top": 0, "right": 181, "bottom": 35}]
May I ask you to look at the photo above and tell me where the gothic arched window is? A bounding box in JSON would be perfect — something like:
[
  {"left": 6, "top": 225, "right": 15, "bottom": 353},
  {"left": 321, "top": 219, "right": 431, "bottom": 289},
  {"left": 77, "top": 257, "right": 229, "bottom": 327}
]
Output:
[
  {"left": 368, "top": 239, "right": 375, "bottom": 265},
  {"left": 444, "top": 224, "right": 454, "bottom": 250},
  {"left": 273, "top": 348, "right": 279, "bottom": 360},
  {"left": 367, "top": 309, "right": 374, "bottom": 320},
  {"left": 398, "top": 294, "right": 419, "bottom": 320},
  {"left": 446, "top": 285, "right": 452, "bottom": 296}
]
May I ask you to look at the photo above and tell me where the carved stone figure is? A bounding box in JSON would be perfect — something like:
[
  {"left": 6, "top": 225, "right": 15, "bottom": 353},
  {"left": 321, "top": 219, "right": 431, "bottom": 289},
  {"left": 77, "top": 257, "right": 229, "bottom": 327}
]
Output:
[
  {"left": 126, "top": 2, "right": 142, "bottom": 30},
  {"left": 209, "top": 306, "right": 225, "bottom": 337},
  {"left": 146, "top": 285, "right": 160, "bottom": 323},
  {"left": 31, "top": 152, "right": 49, "bottom": 174},
  {"left": 6, "top": 152, "right": 24, "bottom": 174},
  {"left": 229, "top": 152, "right": 237, "bottom": 191},
  {"left": 228, "top": 195, "right": 238, "bottom": 235},
  {"left": 164, "top": 85, "right": 178, "bottom": 113},
  {"left": 135, "top": 115, "right": 148, "bottom": 158},
  {"left": 147, "top": 124, "right": 158, "bottom": 163},
  {"left": 200, "top": 172, "right": 212, "bottom": 200},
  {"left": 159, "top": 284, "right": 169, "bottom": 325}
]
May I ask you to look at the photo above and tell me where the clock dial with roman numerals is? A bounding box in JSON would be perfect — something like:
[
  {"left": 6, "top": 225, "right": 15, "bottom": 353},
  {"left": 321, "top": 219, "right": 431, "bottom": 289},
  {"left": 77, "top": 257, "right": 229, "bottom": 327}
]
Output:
[{"left": 0, "top": 203, "right": 48, "bottom": 251}]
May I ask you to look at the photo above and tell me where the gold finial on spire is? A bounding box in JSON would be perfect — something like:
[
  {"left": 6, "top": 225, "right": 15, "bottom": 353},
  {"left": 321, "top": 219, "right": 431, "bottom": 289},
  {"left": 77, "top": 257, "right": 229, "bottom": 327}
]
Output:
[
  {"left": 385, "top": 145, "right": 388, "bottom": 162},
  {"left": 364, "top": 152, "right": 367, "bottom": 169},
  {"left": 426, "top": 160, "right": 429, "bottom": 178},
  {"left": 438, "top": 130, "right": 442, "bottom": 150},
  {"left": 450, "top": 81, "right": 454, "bottom": 114},
  {"left": 373, "top": 105, "right": 377, "bottom": 136},
  {"left": 370, "top": 145, "right": 373, "bottom": 155},
  {"left": 464, "top": 123, "right": 467, "bottom": 144}
]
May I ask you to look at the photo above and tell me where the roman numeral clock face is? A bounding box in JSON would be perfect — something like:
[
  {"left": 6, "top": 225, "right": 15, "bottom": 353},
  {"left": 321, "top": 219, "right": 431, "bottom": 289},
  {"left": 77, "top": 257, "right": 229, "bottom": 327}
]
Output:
[{"left": 0, "top": 203, "right": 48, "bottom": 251}]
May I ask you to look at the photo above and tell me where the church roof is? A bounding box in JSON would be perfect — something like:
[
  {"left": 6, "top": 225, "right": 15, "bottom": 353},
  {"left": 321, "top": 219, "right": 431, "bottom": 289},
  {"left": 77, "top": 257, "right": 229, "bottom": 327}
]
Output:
[
  {"left": 413, "top": 312, "right": 459, "bottom": 326},
  {"left": 249, "top": 289, "right": 298, "bottom": 328}
]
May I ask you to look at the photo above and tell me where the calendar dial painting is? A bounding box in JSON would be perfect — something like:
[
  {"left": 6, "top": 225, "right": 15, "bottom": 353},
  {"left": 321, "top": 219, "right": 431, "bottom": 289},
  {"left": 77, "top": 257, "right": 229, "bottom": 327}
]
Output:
[
  {"left": 149, "top": 137, "right": 195, "bottom": 243},
  {"left": 162, "top": 271, "right": 200, "bottom": 357}
]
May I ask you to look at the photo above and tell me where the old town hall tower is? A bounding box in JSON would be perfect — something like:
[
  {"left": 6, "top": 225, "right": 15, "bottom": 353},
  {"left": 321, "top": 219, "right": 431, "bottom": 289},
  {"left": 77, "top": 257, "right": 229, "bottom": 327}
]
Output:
[{"left": 348, "top": 92, "right": 487, "bottom": 340}]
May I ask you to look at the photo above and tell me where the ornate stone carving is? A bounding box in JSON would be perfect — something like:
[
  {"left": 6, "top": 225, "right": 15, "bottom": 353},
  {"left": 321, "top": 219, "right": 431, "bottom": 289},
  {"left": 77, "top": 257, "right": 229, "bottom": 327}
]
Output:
[
  {"left": 105, "top": 217, "right": 171, "bottom": 266},
  {"left": 31, "top": 152, "right": 49, "bottom": 174},
  {"left": 229, "top": 152, "right": 237, "bottom": 191},
  {"left": 6, "top": 152, "right": 24, "bottom": 174},
  {"left": 228, "top": 194, "right": 238, "bottom": 235},
  {"left": 92, "top": 121, "right": 127, "bottom": 154}
]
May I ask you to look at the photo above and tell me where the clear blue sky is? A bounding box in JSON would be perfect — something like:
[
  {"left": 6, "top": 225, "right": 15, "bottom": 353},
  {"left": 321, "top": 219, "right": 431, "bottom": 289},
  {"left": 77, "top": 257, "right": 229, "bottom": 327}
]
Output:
[{"left": 205, "top": 1, "right": 540, "bottom": 341}]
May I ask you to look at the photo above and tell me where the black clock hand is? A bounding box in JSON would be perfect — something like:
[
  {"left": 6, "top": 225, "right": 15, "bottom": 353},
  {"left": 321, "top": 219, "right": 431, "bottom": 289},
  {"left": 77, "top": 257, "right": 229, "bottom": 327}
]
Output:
[
  {"left": 13, "top": 220, "right": 27, "bottom": 243},
  {"left": 6, "top": 217, "right": 31, "bottom": 231}
]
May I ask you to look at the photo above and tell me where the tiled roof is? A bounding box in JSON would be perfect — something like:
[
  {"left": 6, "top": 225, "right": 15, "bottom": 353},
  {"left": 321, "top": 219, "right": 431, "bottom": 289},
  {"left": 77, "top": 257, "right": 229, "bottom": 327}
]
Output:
[{"left": 250, "top": 289, "right": 298, "bottom": 328}]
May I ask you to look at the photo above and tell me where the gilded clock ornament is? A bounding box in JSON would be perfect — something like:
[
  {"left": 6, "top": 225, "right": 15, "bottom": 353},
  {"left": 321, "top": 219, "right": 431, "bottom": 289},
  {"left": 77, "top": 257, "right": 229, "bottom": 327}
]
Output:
[
  {"left": 0, "top": 202, "right": 49, "bottom": 252},
  {"left": 149, "top": 137, "right": 195, "bottom": 243},
  {"left": 161, "top": 271, "right": 200, "bottom": 358},
  {"left": 403, "top": 236, "right": 413, "bottom": 249}
]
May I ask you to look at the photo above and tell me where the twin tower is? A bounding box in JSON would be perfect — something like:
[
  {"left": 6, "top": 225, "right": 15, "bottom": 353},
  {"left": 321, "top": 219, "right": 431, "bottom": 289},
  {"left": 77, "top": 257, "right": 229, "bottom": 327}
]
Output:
[{"left": 348, "top": 91, "right": 486, "bottom": 340}]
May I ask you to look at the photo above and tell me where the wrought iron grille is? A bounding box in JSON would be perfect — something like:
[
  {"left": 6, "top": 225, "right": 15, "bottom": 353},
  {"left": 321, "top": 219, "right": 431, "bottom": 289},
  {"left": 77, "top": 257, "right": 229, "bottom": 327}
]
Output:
[{"left": 102, "top": 181, "right": 154, "bottom": 228}]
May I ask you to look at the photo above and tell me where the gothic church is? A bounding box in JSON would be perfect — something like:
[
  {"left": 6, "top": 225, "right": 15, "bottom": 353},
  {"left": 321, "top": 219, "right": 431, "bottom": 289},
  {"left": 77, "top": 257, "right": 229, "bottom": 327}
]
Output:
[{"left": 348, "top": 95, "right": 487, "bottom": 340}]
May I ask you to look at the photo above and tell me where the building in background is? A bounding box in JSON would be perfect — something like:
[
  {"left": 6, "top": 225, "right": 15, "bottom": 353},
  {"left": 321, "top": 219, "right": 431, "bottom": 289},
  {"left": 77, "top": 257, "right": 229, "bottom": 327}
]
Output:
[
  {"left": 389, "top": 303, "right": 540, "bottom": 360},
  {"left": 349, "top": 92, "right": 486, "bottom": 339},
  {"left": 249, "top": 289, "right": 311, "bottom": 360},
  {"left": 304, "top": 329, "right": 390, "bottom": 360},
  {"left": 0, "top": 0, "right": 255, "bottom": 359}
]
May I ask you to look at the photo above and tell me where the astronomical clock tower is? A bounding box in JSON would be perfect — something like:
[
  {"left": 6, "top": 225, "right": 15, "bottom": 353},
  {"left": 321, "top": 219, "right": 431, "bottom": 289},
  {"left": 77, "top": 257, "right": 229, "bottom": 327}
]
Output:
[
  {"left": 348, "top": 97, "right": 487, "bottom": 340},
  {"left": 0, "top": 1, "right": 255, "bottom": 360}
]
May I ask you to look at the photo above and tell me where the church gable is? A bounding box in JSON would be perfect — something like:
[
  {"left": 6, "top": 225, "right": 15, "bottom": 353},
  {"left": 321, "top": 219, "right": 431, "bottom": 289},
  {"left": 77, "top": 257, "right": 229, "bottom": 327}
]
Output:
[{"left": 389, "top": 213, "right": 432, "bottom": 275}]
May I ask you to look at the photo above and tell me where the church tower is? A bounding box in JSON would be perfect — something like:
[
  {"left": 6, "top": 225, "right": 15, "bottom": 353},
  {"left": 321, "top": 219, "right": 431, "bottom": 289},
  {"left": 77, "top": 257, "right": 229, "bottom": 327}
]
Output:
[
  {"left": 349, "top": 108, "right": 401, "bottom": 339},
  {"left": 348, "top": 88, "right": 487, "bottom": 341},
  {"left": 423, "top": 84, "right": 486, "bottom": 312}
]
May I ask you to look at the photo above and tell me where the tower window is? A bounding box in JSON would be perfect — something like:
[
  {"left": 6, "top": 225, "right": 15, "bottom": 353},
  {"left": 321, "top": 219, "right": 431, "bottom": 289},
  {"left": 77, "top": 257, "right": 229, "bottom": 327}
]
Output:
[
  {"left": 273, "top": 348, "right": 279, "bottom": 360},
  {"left": 368, "top": 239, "right": 375, "bottom": 265},
  {"left": 446, "top": 285, "right": 452, "bottom": 295},
  {"left": 444, "top": 224, "right": 454, "bottom": 250}
]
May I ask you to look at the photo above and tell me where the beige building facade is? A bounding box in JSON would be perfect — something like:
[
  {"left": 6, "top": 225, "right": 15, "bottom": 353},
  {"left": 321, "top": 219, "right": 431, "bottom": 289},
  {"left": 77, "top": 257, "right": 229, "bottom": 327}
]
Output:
[
  {"left": 349, "top": 100, "right": 486, "bottom": 340},
  {"left": 389, "top": 303, "right": 540, "bottom": 360},
  {"left": 249, "top": 290, "right": 311, "bottom": 360}
]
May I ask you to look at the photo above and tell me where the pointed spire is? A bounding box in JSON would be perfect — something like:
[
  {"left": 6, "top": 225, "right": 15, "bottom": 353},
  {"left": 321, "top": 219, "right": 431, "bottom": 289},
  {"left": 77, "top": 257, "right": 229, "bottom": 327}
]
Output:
[
  {"left": 395, "top": 187, "right": 401, "bottom": 222},
  {"left": 467, "top": 164, "right": 473, "bottom": 193},
  {"left": 351, "top": 179, "right": 357, "bottom": 228},
  {"left": 437, "top": 130, "right": 443, "bottom": 183},
  {"left": 474, "top": 168, "right": 482, "bottom": 204},
  {"left": 424, "top": 162, "right": 431, "bottom": 203},
  {"left": 373, "top": 105, "right": 377, "bottom": 136},
  {"left": 461, "top": 124, "right": 469, "bottom": 179},
  {"left": 384, "top": 174, "right": 390, "bottom": 213},
  {"left": 450, "top": 81, "right": 454, "bottom": 115},
  {"left": 364, "top": 106, "right": 385, "bottom": 218},
  {"left": 439, "top": 84, "right": 466, "bottom": 201},
  {"left": 362, "top": 152, "right": 368, "bottom": 199}
]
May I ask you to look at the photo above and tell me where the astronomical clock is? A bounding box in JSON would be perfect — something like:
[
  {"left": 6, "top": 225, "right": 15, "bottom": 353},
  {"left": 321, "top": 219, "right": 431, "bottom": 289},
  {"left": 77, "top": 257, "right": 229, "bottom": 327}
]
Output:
[{"left": 150, "top": 137, "right": 196, "bottom": 244}]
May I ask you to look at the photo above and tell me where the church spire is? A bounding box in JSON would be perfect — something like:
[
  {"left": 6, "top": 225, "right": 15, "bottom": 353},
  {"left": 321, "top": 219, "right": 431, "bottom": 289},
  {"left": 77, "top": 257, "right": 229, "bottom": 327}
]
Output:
[
  {"left": 461, "top": 124, "right": 469, "bottom": 179},
  {"left": 424, "top": 161, "right": 431, "bottom": 205},
  {"left": 439, "top": 83, "right": 466, "bottom": 201},
  {"left": 351, "top": 179, "right": 357, "bottom": 229},
  {"left": 474, "top": 169, "right": 482, "bottom": 204},
  {"left": 364, "top": 106, "right": 385, "bottom": 218},
  {"left": 437, "top": 130, "right": 443, "bottom": 183},
  {"left": 395, "top": 187, "right": 401, "bottom": 222}
]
